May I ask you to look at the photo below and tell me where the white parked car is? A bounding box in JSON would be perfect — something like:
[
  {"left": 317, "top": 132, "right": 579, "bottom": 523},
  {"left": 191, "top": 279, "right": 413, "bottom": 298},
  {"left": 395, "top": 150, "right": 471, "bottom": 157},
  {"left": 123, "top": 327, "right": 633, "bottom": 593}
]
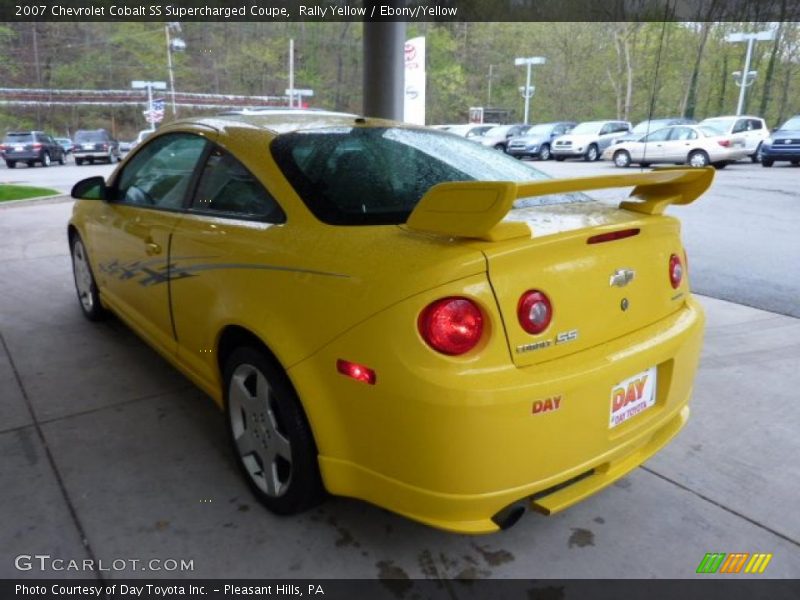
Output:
[
  {"left": 602, "top": 124, "right": 749, "bottom": 168},
  {"left": 698, "top": 115, "right": 769, "bottom": 162},
  {"left": 551, "top": 120, "right": 631, "bottom": 161},
  {"left": 445, "top": 123, "right": 498, "bottom": 139}
]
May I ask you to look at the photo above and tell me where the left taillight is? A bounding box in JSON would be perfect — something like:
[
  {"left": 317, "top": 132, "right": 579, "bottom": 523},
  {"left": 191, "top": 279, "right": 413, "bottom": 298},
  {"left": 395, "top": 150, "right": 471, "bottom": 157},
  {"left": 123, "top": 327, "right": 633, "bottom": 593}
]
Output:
[
  {"left": 669, "top": 253, "right": 683, "bottom": 289},
  {"left": 418, "top": 297, "right": 483, "bottom": 356}
]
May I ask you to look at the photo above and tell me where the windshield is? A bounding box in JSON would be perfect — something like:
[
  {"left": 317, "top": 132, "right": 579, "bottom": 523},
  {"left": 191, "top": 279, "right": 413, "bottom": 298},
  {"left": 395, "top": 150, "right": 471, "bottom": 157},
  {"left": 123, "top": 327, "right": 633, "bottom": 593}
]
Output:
[
  {"left": 484, "top": 125, "right": 512, "bottom": 137},
  {"left": 632, "top": 120, "right": 671, "bottom": 134},
  {"left": 75, "top": 130, "right": 108, "bottom": 142},
  {"left": 570, "top": 122, "right": 603, "bottom": 135},
  {"left": 524, "top": 124, "right": 554, "bottom": 136},
  {"left": 4, "top": 133, "right": 34, "bottom": 143},
  {"left": 701, "top": 117, "right": 735, "bottom": 130},
  {"left": 779, "top": 117, "right": 800, "bottom": 130},
  {"left": 271, "top": 127, "right": 587, "bottom": 225}
]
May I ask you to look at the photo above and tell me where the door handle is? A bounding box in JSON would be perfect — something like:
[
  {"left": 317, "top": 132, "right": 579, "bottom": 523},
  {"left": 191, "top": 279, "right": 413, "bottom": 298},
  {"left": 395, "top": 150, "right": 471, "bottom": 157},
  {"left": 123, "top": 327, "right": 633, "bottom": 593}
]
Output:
[{"left": 145, "top": 241, "right": 162, "bottom": 256}]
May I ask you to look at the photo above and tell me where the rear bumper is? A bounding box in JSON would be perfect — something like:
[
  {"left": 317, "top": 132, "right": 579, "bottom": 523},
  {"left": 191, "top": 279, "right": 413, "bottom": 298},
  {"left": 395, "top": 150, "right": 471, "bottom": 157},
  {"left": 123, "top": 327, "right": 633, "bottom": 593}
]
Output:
[
  {"left": 291, "top": 290, "right": 705, "bottom": 533},
  {"left": 73, "top": 151, "right": 112, "bottom": 159},
  {"left": 4, "top": 152, "right": 41, "bottom": 161}
]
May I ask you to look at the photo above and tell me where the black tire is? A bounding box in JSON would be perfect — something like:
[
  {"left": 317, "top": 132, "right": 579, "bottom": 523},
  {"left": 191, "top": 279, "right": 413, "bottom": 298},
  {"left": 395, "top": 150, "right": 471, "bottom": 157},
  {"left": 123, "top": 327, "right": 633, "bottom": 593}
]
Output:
[
  {"left": 27, "top": 161, "right": 35, "bottom": 167},
  {"left": 584, "top": 144, "right": 599, "bottom": 162},
  {"left": 791, "top": 160, "right": 799, "bottom": 166},
  {"left": 538, "top": 144, "right": 551, "bottom": 161},
  {"left": 688, "top": 150, "right": 710, "bottom": 168},
  {"left": 6, "top": 161, "right": 15, "bottom": 168},
  {"left": 713, "top": 161, "right": 729, "bottom": 170},
  {"left": 640, "top": 162, "right": 651, "bottom": 168},
  {"left": 69, "top": 233, "right": 108, "bottom": 322},
  {"left": 493, "top": 143, "right": 506, "bottom": 152},
  {"left": 613, "top": 150, "right": 631, "bottom": 168},
  {"left": 751, "top": 144, "right": 762, "bottom": 163},
  {"left": 761, "top": 159, "right": 774, "bottom": 167},
  {"left": 88, "top": 158, "right": 95, "bottom": 164},
  {"left": 41, "top": 152, "right": 51, "bottom": 167},
  {"left": 58, "top": 153, "right": 65, "bottom": 165},
  {"left": 75, "top": 158, "right": 84, "bottom": 166},
  {"left": 224, "top": 346, "right": 324, "bottom": 515},
  {"left": 554, "top": 156, "right": 565, "bottom": 162}
]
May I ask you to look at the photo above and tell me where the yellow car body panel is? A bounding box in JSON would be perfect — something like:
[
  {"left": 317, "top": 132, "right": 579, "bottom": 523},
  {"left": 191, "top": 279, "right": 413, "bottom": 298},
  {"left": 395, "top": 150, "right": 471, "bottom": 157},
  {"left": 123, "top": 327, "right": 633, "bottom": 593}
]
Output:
[{"left": 69, "top": 114, "right": 707, "bottom": 533}]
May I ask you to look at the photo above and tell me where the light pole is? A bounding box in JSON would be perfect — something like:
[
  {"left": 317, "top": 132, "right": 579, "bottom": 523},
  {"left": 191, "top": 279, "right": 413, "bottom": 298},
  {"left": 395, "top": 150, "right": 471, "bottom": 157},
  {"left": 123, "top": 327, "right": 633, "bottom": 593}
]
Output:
[
  {"left": 165, "top": 22, "right": 186, "bottom": 118},
  {"left": 514, "top": 56, "right": 545, "bottom": 124},
  {"left": 726, "top": 30, "right": 774, "bottom": 116},
  {"left": 131, "top": 80, "right": 167, "bottom": 132}
]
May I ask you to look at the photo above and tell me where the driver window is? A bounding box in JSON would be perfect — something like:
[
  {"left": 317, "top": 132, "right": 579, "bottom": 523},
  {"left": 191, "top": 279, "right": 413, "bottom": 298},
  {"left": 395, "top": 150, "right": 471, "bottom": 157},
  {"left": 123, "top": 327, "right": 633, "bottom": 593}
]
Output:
[
  {"left": 669, "top": 127, "right": 697, "bottom": 141},
  {"left": 732, "top": 120, "right": 748, "bottom": 134},
  {"left": 115, "top": 133, "right": 207, "bottom": 209}
]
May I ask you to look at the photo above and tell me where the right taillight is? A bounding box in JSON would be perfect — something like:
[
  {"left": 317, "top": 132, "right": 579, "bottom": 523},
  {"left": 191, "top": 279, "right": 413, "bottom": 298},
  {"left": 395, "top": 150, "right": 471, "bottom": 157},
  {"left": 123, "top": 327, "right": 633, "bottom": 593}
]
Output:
[
  {"left": 418, "top": 297, "right": 483, "bottom": 356},
  {"left": 718, "top": 139, "right": 731, "bottom": 147},
  {"left": 517, "top": 290, "right": 553, "bottom": 334},
  {"left": 669, "top": 253, "right": 683, "bottom": 289}
]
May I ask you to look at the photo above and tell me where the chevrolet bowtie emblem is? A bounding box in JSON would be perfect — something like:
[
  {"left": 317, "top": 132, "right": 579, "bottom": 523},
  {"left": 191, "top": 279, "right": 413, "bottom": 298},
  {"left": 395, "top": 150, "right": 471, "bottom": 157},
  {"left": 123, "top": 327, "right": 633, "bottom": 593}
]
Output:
[{"left": 610, "top": 268, "right": 635, "bottom": 288}]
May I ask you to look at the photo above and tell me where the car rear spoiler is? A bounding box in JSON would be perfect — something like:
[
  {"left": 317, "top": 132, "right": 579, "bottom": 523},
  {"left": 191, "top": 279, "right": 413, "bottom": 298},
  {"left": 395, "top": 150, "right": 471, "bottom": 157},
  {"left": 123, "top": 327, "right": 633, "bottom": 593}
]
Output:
[{"left": 406, "top": 166, "right": 714, "bottom": 242}]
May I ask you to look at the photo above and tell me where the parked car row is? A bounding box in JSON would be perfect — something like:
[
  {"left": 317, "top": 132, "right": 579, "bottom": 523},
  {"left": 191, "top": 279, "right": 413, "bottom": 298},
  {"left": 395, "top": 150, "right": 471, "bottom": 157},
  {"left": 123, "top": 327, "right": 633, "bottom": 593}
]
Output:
[
  {"left": 435, "top": 113, "right": 796, "bottom": 169},
  {"left": 1, "top": 128, "right": 122, "bottom": 168}
]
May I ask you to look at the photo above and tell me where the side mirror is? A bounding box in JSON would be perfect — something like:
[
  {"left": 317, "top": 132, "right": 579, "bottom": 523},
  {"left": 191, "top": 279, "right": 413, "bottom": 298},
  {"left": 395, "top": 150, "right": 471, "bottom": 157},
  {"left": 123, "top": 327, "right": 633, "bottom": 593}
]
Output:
[{"left": 71, "top": 176, "right": 107, "bottom": 201}]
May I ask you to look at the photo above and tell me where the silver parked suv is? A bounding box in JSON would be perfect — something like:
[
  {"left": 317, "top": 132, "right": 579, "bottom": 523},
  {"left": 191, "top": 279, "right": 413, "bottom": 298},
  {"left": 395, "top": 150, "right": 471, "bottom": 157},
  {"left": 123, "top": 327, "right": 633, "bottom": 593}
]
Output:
[{"left": 552, "top": 120, "right": 631, "bottom": 161}]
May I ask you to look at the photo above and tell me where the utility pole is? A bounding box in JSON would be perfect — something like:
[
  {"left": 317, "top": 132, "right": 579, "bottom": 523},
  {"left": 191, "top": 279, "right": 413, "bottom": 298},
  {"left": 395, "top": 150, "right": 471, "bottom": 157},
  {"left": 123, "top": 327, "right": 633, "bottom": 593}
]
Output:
[
  {"left": 487, "top": 64, "right": 494, "bottom": 106},
  {"left": 288, "top": 39, "right": 295, "bottom": 108},
  {"left": 514, "top": 56, "right": 546, "bottom": 125}
]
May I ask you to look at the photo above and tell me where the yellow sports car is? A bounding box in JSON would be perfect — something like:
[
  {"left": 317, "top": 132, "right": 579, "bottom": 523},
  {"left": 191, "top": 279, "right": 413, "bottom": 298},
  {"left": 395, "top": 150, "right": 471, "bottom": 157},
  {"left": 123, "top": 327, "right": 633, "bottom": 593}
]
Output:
[{"left": 68, "top": 110, "right": 708, "bottom": 533}]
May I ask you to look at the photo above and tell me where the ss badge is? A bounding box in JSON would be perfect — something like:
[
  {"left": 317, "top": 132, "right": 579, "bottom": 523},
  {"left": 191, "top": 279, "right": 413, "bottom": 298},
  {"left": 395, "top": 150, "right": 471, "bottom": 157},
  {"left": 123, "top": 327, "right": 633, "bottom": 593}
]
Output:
[{"left": 556, "top": 329, "right": 579, "bottom": 345}]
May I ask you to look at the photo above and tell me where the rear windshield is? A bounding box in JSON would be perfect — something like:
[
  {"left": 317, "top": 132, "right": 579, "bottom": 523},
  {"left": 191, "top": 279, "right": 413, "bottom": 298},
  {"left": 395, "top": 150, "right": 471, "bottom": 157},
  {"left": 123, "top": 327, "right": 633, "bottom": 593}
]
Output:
[
  {"left": 4, "top": 133, "right": 33, "bottom": 143},
  {"left": 271, "top": 126, "right": 587, "bottom": 225},
  {"left": 75, "top": 130, "right": 108, "bottom": 142}
]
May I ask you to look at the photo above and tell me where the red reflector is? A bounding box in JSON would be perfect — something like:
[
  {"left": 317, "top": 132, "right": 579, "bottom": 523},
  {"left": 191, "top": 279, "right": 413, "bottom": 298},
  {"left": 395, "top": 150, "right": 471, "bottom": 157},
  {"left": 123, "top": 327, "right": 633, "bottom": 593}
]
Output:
[
  {"left": 587, "top": 228, "right": 640, "bottom": 244},
  {"left": 336, "top": 359, "right": 376, "bottom": 385},
  {"left": 517, "top": 290, "right": 553, "bottom": 334},
  {"left": 669, "top": 253, "right": 683, "bottom": 289},
  {"left": 718, "top": 139, "right": 731, "bottom": 147},
  {"left": 418, "top": 297, "right": 483, "bottom": 355}
]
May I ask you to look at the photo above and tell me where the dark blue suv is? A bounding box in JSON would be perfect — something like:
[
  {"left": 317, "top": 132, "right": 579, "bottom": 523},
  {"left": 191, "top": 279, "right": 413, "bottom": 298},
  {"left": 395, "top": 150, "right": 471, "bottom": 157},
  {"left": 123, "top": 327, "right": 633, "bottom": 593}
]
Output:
[{"left": 761, "top": 116, "right": 800, "bottom": 167}]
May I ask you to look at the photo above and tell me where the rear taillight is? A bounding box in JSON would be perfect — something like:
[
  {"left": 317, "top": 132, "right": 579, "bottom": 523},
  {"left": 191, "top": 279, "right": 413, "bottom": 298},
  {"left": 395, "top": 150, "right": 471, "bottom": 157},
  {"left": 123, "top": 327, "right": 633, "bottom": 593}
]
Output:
[
  {"left": 669, "top": 254, "right": 683, "bottom": 289},
  {"left": 587, "top": 228, "right": 640, "bottom": 244},
  {"left": 32, "top": 143, "right": 42, "bottom": 149},
  {"left": 717, "top": 139, "right": 731, "bottom": 147},
  {"left": 517, "top": 290, "right": 553, "bottom": 335},
  {"left": 418, "top": 297, "right": 483, "bottom": 355}
]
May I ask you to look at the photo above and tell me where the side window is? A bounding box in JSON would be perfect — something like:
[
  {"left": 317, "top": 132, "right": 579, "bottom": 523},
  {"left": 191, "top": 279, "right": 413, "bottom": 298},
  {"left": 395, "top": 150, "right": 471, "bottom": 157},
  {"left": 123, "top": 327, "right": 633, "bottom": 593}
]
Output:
[
  {"left": 600, "top": 124, "right": 613, "bottom": 135},
  {"left": 191, "top": 146, "right": 286, "bottom": 223},
  {"left": 748, "top": 119, "right": 763, "bottom": 130},
  {"left": 114, "top": 133, "right": 207, "bottom": 210},
  {"left": 669, "top": 127, "right": 697, "bottom": 141},
  {"left": 644, "top": 128, "right": 671, "bottom": 142},
  {"left": 732, "top": 119, "right": 748, "bottom": 133}
]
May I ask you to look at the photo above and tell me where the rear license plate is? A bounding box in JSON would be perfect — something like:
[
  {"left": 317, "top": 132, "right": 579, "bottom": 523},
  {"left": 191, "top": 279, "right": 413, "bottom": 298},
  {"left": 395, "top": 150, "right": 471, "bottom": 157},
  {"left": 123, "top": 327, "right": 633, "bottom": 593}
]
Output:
[
  {"left": 609, "top": 366, "right": 657, "bottom": 428},
  {"left": 14, "top": 145, "right": 23, "bottom": 151}
]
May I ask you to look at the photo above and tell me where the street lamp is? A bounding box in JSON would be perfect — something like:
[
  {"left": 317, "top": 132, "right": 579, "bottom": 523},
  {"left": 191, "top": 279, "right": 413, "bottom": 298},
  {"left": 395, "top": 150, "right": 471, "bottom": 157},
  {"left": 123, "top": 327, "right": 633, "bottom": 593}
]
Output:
[
  {"left": 514, "top": 56, "right": 546, "bottom": 125},
  {"left": 165, "top": 22, "right": 186, "bottom": 118},
  {"left": 726, "top": 30, "right": 775, "bottom": 115}
]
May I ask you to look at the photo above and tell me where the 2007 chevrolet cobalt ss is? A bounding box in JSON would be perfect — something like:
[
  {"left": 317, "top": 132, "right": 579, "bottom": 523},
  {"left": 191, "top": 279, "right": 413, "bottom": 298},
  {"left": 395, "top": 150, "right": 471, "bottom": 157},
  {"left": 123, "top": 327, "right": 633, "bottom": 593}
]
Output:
[{"left": 68, "top": 110, "right": 708, "bottom": 533}]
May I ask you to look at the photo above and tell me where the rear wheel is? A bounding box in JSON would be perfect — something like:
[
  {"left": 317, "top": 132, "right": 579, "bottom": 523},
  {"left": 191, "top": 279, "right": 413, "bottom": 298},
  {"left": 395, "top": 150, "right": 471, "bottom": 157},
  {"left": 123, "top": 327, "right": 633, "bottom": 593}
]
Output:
[
  {"left": 613, "top": 150, "right": 631, "bottom": 168},
  {"left": 538, "top": 144, "right": 551, "bottom": 161},
  {"left": 688, "top": 150, "right": 710, "bottom": 168},
  {"left": 58, "top": 153, "right": 65, "bottom": 165},
  {"left": 761, "top": 158, "right": 774, "bottom": 167},
  {"left": 584, "top": 144, "right": 599, "bottom": 162},
  {"left": 791, "top": 160, "right": 799, "bottom": 166},
  {"left": 75, "top": 158, "right": 84, "bottom": 166},
  {"left": 713, "top": 161, "right": 729, "bottom": 170},
  {"left": 5, "top": 161, "right": 15, "bottom": 168},
  {"left": 224, "top": 347, "right": 324, "bottom": 515},
  {"left": 69, "top": 234, "right": 107, "bottom": 322},
  {"left": 41, "top": 152, "right": 51, "bottom": 167},
  {"left": 751, "top": 144, "right": 762, "bottom": 163}
]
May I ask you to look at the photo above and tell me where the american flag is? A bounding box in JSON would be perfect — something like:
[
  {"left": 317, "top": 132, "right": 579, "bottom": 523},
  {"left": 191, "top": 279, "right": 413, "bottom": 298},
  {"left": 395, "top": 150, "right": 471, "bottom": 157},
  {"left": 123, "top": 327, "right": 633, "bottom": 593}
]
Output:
[{"left": 144, "top": 99, "right": 165, "bottom": 124}]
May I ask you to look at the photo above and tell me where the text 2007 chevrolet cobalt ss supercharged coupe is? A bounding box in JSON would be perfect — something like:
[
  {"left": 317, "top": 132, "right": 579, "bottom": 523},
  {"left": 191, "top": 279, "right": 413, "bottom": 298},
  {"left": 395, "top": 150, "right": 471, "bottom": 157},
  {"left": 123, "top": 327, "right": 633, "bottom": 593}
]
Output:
[{"left": 68, "top": 111, "right": 709, "bottom": 533}]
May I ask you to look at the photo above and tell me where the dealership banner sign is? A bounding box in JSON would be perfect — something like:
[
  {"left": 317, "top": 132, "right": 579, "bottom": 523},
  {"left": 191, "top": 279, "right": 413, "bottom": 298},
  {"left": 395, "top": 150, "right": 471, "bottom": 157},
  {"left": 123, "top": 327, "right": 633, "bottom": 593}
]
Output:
[{"left": 403, "top": 36, "right": 425, "bottom": 126}]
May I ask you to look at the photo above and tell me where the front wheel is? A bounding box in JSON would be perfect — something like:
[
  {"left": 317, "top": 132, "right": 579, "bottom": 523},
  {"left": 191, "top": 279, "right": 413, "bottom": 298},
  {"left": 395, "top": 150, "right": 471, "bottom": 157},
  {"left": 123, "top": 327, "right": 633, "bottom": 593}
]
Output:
[
  {"left": 5, "top": 161, "right": 15, "bottom": 168},
  {"left": 613, "top": 150, "right": 631, "bottom": 168},
  {"left": 761, "top": 158, "right": 774, "bottom": 167},
  {"left": 75, "top": 158, "right": 84, "bottom": 166},
  {"left": 538, "top": 144, "right": 551, "bottom": 161},
  {"left": 58, "top": 153, "right": 65, "bottom": 165},
  {"left": 688, "top": 150, "right": 710, "bottom": 168},
  {"left": 70, "top": 234, "right": 107, "bottom": 321},
  {"left": 584, "top": 144, "right": 599, "bottom": 162},
  {"left": 224, "top": 347, "right": 324, "bottom": 515}
]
